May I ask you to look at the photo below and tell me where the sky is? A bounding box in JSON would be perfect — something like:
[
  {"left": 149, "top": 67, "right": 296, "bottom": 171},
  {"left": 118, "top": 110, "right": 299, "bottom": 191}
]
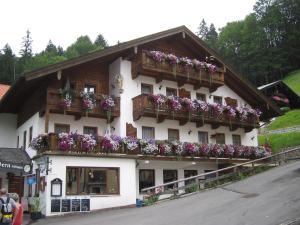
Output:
[{"left": 0, "top": 0, "right": 257, "bottom": 55}]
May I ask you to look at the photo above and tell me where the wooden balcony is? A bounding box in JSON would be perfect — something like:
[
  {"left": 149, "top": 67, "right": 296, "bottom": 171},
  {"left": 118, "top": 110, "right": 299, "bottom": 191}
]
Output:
[
  {"left": 132, "top": 94, "right": 259, "bottom": 132},
  {"left": 132, "top": 50, "right": 225, "bottom": 91},
  {"left": 46, "top": 88, "right": 120, "bottom": 122}
]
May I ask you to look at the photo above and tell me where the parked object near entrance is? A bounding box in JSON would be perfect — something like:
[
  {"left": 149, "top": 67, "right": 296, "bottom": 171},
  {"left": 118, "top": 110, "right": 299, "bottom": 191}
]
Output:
[{"left": 30, "top": 198, "right": 42, "bottom": 220}]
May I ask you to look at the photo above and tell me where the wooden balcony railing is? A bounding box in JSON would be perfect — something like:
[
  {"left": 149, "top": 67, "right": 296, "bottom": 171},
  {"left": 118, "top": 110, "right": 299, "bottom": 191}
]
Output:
[
  {"left": 132, "top": 50, "right": 225, "bottom": 91},
  {"left": 46, "top": 88, "right": 120, "bottom": 122},
  {"left": 132, "top": 94, "right": 259, "bottom": 132}
]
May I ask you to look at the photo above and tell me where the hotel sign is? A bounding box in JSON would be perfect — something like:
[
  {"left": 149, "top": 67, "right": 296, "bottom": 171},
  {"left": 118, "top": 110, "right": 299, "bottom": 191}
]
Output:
[{"left": 0, "top": 161, "right": 31, "bottom": 173}]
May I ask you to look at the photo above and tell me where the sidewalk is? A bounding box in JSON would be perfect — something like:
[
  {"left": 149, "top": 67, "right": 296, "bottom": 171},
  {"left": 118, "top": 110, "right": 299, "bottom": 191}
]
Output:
[{"left": 23, "top": 213, "right": 31, "bottom": 225}]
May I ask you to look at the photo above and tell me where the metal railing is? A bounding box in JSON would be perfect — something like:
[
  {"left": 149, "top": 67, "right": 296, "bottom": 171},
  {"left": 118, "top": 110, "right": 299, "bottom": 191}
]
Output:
[{"left": 141, "top": 146, "right": 300, "bottom": 198}]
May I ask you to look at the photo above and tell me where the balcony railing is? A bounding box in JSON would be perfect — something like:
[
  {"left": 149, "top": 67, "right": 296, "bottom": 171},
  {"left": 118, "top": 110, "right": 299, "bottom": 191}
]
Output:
[
  {"left": 32, "top": 133, "right": 270, "bottom": 162},
  {"left": 132, "top": 94, "right": 259, "bottom": 132},
  {"left": 46, "top": 88, "right": 120, "bottom": 122},
  {"left": 132, "top": 50, "right": 225, "bottom": 91}
]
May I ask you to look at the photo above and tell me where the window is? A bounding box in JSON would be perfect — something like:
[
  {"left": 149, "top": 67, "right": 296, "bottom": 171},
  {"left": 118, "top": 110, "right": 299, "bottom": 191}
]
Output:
[
  {"left": 232, "top": 134, "right": 241, "bottom": 145},
  {"left": 54, "top": 124, "right": 70, "bottom": 134},
  {"left": 141, "top": 83, "right": 153, "bottom": 95},
  {"left": 142, "top": 126, "right": 155, "bottom": 139},
  {"left": 215, "top": 133, "right": 225, "bottom": 144},
  {"left": 83, "top": 126, "right": 98, "bottom": 135},
  {"left": 168, "top": 129, "right": 179, "bottom": 142},
  {"left": 213, "top": 96, "right": 222, "bottom": 105},
  {"left": 184, "top": 170, "right": 198, "bottom": 186},
  {"left": 196, "top": 93, "right": 206, "bottom": 102},
  {"left": 23, "top": 130, "right": 27, "bottom": 149},
  {"left": 166, "top": 87, "right": 177, "bottom": 96},
  {"left": 84, "top": 84, "right": 96, "bottom": 94},
  {"left": 29, "top": 126, "right": 33, "bottom": 142},
  {"left": 66, "top": 167, "right": 119, "bottom": 195},
  {"left": 163, "top": 170, "right": 178, "bottom": 190},
  {"left": 198, "top": 131, "right": 208, "bottom": 144},
  {"left": 139, "top": 170, "right": 155, "bottom": 192}
]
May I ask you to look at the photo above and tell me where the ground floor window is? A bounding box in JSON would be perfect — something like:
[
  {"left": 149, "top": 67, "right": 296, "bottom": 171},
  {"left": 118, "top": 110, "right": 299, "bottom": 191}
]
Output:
[
  {"left": 139, "top": 170, "right": 155, "bottom": 192},
  {"left": 66, "top": 167, "right": 119, "bottom": 195},
  {"left": 184, "top": 170, "right": 198, "bottom": 185},
  {"left": 163, "top": 170, "right": 178, "bottom": 190}
]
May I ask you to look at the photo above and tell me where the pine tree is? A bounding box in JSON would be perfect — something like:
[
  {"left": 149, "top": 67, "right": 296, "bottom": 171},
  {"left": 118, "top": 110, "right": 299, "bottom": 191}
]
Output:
[
  {"left": 94, "top": 34, "right": 108, "bottom": 49},
  {"left": 19, "top": 30, "right": 33, "bottom": 58},
  {"left": 197, "top": 19, "right": 209, "bottom": 40},
  {"left": 0, "top": 44, "right": 15, "bottom": 84}
]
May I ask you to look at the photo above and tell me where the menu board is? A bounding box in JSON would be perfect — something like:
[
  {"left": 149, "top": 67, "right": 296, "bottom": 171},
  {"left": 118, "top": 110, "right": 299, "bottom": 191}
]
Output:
[
  {"left": 61, "top": 199, "right": 71, "bottom": 212},
  {"left": 80, "top": 199, "right": 90, "bottom": 212},
  {"left": 71, "top": 199, "right": 81, "bottom": 212},
  {"left": 51, "top": 199, "right": 61, "bottom": 213}
]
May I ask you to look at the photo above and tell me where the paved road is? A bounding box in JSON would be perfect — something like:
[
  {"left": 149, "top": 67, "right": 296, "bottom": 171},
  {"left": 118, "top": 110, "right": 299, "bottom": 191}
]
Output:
[{"left": 35, "top": 161, "right": 300, "bottom": 225}]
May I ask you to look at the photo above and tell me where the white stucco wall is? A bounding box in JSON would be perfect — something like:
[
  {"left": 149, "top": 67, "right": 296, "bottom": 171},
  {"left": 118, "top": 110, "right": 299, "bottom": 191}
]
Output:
[
  {"left": 136, "top": 160, "right": 218, "bottom": 198},
  {"left": 17, "top": 112, "right": 45, "bottom": 149},
  {"left": 48, "top": 114, "right": 110, "bottom": 135},
  {"left": 114, "top": 59, "right": 258, "bottom": 146},
  {"left": 41, "top": 156, "right": 136, "bottom": 216},
  {"left": 0, "top": 113, "right": 17, "bottom": 148}
]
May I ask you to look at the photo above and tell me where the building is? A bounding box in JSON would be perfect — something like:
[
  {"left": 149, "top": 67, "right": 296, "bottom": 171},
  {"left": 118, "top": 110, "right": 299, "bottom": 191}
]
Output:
[{"left": 0, "top": 26, "right": 280, "bottom": 216}]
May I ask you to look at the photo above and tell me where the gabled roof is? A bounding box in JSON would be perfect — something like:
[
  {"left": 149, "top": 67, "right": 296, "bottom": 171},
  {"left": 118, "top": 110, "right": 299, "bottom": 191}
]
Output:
[
  {"left": 0, "top": 84, "right": 10, "bottom": 100},
  {"left": 0, "top": 26, "right": 281, "bottom": 119}
]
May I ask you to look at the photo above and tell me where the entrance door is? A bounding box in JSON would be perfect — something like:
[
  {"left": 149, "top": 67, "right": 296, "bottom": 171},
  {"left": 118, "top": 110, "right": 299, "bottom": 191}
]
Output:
[{"left": 8, "top": 175, "right": 24, "bottom": 201}]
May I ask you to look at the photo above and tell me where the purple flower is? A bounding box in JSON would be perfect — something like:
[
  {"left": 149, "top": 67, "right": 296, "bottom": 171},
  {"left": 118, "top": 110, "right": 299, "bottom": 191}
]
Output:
[
  {"left": 101, "top": 97, "right": 115, "bottom": 111},
  {"left": 167, "top": 95, "right": 182, "bottom": 111}
]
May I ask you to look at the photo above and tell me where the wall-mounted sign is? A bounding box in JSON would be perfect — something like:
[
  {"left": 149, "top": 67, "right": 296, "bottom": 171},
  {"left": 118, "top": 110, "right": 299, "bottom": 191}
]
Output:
[
  {"left": 27, "top": 175, "right": 36, "bottom": 185},
  {"left": 51, "top": 178, "right": 62, "bottom": 197},
  {"left": 61, "top": 199, "right": 71, "bottom": 212},
  {"left": 51, "top": 199, "right": 61, "bottom": 213},
  {"left": 0, "top": 161, "right": 31, "bottom": 173},
  {"left": 71, "top": 199, "right": 80, "bottom": 212},
  {"left": 80, "top": 199, "right": 90, "bottom": 212}
]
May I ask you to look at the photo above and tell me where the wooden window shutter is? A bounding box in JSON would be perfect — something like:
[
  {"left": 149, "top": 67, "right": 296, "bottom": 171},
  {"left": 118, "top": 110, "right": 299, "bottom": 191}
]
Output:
[
  {"left": 126, "top": 123, "right": 137, "bottom": 138},
  {"left": 225, "top": 97, "right": 238, "bottom": 107},
  {"left": 178, "top": 88, "right": 191, "bottom": 98}
]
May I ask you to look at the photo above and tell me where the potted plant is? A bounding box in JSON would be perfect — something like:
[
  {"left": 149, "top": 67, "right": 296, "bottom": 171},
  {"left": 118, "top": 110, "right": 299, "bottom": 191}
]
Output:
[{"left": 30, "top": 197, "right": 42, "bottom": 220}]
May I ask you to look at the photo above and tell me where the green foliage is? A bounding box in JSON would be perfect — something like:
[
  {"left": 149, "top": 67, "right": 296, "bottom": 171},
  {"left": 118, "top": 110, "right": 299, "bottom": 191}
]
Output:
[
  {"left": 185, "top": 184, "right": 199, "bottom": 194},
  {"left": 65, "top": 36, "right": 97, "bottom": 59},
  {"left": 258, "top": 132, "right": 300, "bottom": 153},
  {"left": 283, "top": 69, "right": 300, "bottom": 97},
  {"left": 94, "top": 34, "right": 108, "bottom": 49},
  {"left": 265, "top": 109, "right": 300, "bottom": 131},
  {"left": 144, "top": 195, "right": 159, "bottom": 206},
  {"left": 30, "top": 197, "right": 41, "bottom": 212},
  {"left": 0, "top": 44, "right": 15, "bottom": 84}
]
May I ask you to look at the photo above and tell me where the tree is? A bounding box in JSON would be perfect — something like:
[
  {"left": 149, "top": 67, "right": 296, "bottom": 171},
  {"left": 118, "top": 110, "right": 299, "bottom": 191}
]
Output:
[
  {"left": 19, "top": 30, "right": 33, "bottom": 58},
  {"left": 65, "top": 36, "right": 97, "bottom": 59},
  {"left": 197, "top": 19, "right": 208, "bottom": 40},
  {"left": 94, "top": 34, "right": 108, "bottom": 49},
  {"left": 0, "top": 44, "right": 15, "bottom": 84},
  {"left": 45, "top": 40, "right": 57, "bottom": 55},
  {"left": 206, "top": 23, "right": 218, "bottom": 50}
]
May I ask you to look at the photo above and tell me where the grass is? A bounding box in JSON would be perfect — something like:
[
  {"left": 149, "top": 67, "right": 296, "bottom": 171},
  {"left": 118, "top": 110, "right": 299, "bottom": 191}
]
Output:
[
  {"left": 265, "top": 109, "right": 300, "bottom": 131},
  {"left": 283, "top": 69, "right": 300, "bottom": 96},
  {"left": 258, "top": 132, "right": 300, "bottom": 153}
]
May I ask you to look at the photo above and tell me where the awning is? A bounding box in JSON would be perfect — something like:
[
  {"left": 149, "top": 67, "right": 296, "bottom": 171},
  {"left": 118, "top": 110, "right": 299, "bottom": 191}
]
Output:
[{"left": 0, "top": 148, "right": 32, "bottom": 174}]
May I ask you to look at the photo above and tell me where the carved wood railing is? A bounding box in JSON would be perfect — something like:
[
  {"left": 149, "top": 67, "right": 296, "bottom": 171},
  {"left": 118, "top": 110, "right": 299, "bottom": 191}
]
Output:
[
  {"left": 46, "top": 88, "right": 120, "bottom": 122},
  {"left": 132, "top": 50, "right": 225, "bottom": 91},
  {"left": 132, "top": 94, "right": 259, "bottom": 132}
]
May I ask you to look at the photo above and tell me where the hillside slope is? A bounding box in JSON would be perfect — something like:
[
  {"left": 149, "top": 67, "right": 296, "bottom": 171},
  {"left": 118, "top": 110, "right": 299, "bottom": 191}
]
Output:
[{"left": 283, "top": 69, "right": 300, "bottom": 96}]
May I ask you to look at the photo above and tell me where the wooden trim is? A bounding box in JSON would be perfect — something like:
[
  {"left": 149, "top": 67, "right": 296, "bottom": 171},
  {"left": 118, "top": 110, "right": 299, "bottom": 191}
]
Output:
[{"left": 45, "top": 109, "right": 50, "bottom": 133}]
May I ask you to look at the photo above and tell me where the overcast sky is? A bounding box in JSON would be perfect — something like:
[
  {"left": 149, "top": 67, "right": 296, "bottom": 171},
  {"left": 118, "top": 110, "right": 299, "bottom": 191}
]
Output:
[{"left": 0, "top": 0, "right": 256, "bottom": 55}]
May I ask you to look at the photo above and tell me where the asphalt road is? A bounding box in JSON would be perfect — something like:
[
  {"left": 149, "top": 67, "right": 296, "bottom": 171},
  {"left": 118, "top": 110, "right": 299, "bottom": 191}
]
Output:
[{"left": 35, "top": 161, "right": 300, "bottom": 225}]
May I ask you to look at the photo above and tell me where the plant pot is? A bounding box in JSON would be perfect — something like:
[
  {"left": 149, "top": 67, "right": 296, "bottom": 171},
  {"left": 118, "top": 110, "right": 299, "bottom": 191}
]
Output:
[{"left": 30, "top": 211, "right": 42, "bottom": 220}]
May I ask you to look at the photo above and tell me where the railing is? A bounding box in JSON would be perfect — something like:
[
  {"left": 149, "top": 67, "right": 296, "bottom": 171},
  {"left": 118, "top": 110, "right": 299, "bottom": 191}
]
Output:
[
  {"left": 132, "top": 94, "right": 259, "bottom": 131},
  {"left": 141, "top": 146, "right": 300, "bottom": 198},
  {"left": 46, "top": 88, "right": 120, "bottom": 122},
  {"left": 132, "top": 50, "right": 225, "bottom": 90}
]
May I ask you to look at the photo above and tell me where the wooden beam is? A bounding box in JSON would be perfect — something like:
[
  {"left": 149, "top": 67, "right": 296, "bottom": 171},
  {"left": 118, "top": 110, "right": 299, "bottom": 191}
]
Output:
[
  {"left": 244, "top": 127, "right": 253, "bottom": 133},
  {"left": 74, "top": 114, "right": 81, "bottom": 121},
  {"left": 211, "top": 123, "right": 220, "bottom": 129},
  {"left": 44, "top": 108, "right": 49, "bottom": 133},
  {"left": 177, "top": 78, "right": 187, "bottom": 87},
  {"left": 229, "top": 125, "right": 239, "bottom": 131},
  {"left": 194, "top": 83, "right": 202, "bottom": 90},
  {"left": 179, "top": 119, "right": 188, "bottom": 126},
  {"left": 196, "top": 121, "right": 204, "bottom": 128},
  {"left": 155, "top": 76, "right": 163, "bottom": 84},
  {"left": 156, "top": 115, "right": 165, "bottom": 124}
]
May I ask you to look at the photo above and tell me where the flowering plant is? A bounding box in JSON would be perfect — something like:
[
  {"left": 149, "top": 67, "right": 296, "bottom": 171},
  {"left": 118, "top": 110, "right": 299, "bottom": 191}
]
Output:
[
  {"left": 199, "top": 143, "right": 210, "bottom": 156},
  {"left": 59, "top": 96, "right": 72, "bottom": 109},
  {"left": 166, "top": 53, "right": 178, "bottom": 65},
  {"left": 211, "top": 103, "right": 224, "bottom": 116},
  {"left": 181, "top": 98, "right": 196, "bottom": 111},
  {"left": 172, "top": 141, "right": 184, "bottom": 155},
  {"left": 80, "top": 91, "right": 96, "bottom": 111},
  {"left": 236, "top": 107, "right": 249, "bottom": 121},
  {"left": 179, "top": 57, "right": 193, "bottom": 69},
  {"left": 224, "top": 144, "right": 235, "bottom": 158},
  {"left": 122, "top": 136, "right": 138, "bottom": 151},
  {"left": 140, "top": 139, "right": 158, "bottom": 154},
  {"left": 211, "top": 144, "right": 224, "bottom": 157},
  {"left": 58, "top": 132, "right": 75, "bottom": 151},
  {"left": 100, "top": 96, "right": 115, "bottom": 111},
  {"left": 101, "top": 135, "right": 120, "bottom": 152},
  {"left": 223, "top": 105, "right": 236, "bottom": 119},
  {"left": 149, "top": 94, "right": 166, "bottom": 107},
  {"left": 158, "top": 143, "right": 172, "bottom": 155},
  {"left": 183, "top": 142, "right": 198, "bottom": 155},
  {"left": 193, "top": 99, "right": 209, "bottom": 112},
  {"left": 166, "top": 95, "right": 182, "bottom": 111},
  {"left": 30, "top": 134, "right": 49, "bottom": 150},
  {"left": 80, "top": 134, "right": 97, "bottom": 152}
]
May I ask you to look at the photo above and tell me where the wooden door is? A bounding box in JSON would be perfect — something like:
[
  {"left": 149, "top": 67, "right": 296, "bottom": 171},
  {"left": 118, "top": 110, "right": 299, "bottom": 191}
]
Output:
[{"left": 8, "top": 175, "right": 24, "bottom": 200}]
